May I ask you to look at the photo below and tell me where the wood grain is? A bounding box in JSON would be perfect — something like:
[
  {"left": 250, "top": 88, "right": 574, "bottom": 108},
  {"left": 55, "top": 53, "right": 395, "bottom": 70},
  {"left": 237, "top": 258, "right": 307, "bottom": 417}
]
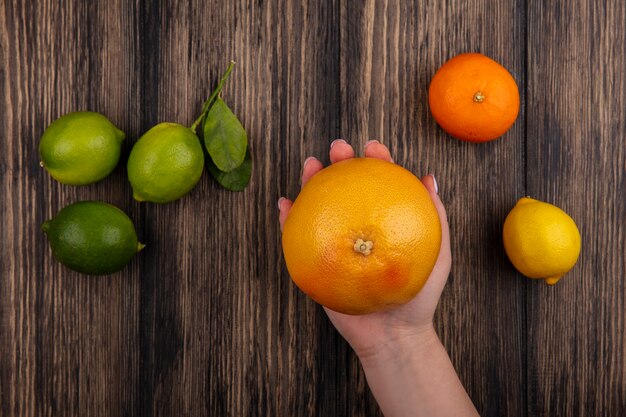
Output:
[
  {"left": 1, "top": 0, "right": 624, "bottom": 416},
  {"left": 339, "top": 1, "right": 528, "bottom": 415},
  {"left": 1, "top": 1, "right": 142, "bottom": 416},
  {"left": 526, "top": 0, "right": 626, "bottom": 415},
  {"left": 133, "top": 1, "right": 342, "bottom": 416}
]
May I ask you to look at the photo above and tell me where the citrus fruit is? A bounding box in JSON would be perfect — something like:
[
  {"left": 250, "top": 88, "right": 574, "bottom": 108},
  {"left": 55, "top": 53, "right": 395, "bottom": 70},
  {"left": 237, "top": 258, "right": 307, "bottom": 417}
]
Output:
[
  {"left": 42, "top": 201, "right": 144, "bottom": 275},
  {"left": 503, "top": 197, "right": 581, "bottom": 285},
  {"left": 428, "top": 53, "right": 520, "bottom": 143},
  {"left": 127, "top": 123, "right": 204, "bottom": 203},
  {"left": 282, "top": 158, "right": 442, "bottom": 315},
  {"left": 39, "top": 111, "right": 125, "bottom": 185}
]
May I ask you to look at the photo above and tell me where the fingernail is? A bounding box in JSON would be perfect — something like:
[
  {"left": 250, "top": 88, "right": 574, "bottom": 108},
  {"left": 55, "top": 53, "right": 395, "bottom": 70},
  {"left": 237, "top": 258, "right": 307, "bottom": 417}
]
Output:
[
  {"left": 365, "top": 140, "right": 379, "bottom": 148},
  {"left": 330, "top": 139, "right": 346, "bottom": 148},
  {"left": 430, "top": 174, "right": 439, "bottom": 194},
  {"left": 277, "top": 197, "right": 286, "bottom": 210},
  {"left": 303, "top": 156, "right": 317, "bottom": 170},
  {"left": 301, "top": 156, "right": 318, "bottom": 180}
]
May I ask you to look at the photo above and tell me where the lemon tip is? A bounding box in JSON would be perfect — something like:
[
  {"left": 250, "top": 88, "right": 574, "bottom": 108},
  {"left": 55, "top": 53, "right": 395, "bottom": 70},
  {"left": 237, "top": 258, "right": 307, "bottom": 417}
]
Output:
[
  {"left": 544, "top": 275, "right": 562, "bottom": 285},
  {"left": 517, "top": 196, "right": 536, "bottom": 205}
]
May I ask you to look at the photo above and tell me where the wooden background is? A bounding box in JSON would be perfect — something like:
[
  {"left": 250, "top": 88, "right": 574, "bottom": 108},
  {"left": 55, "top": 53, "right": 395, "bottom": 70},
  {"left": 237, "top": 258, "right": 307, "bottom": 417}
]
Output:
[{"left": 1, "top": 0, "right": 624, "bottom": 416}]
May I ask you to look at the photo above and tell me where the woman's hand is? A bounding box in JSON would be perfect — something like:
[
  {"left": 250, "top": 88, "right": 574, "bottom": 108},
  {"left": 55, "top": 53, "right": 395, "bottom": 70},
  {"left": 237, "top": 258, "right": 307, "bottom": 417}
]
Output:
[
  {"left": 279, "top": 141, "right": 478, "bottom": 417},
  {"left": 278, "top": 139, "right": 451, "bottom": 363}
]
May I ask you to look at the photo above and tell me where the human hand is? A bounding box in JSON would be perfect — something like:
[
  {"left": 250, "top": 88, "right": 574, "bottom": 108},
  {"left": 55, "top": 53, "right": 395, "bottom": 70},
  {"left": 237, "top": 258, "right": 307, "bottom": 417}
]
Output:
[{"left": 278, "top": 140, "right": 451, "bottom": 363}]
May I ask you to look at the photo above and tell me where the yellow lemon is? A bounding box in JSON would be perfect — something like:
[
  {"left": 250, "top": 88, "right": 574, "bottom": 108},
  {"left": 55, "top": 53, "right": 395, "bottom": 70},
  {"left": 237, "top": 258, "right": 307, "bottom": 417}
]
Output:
[{"left": 503, "top": 197, "right": 581, "bottom": 285}]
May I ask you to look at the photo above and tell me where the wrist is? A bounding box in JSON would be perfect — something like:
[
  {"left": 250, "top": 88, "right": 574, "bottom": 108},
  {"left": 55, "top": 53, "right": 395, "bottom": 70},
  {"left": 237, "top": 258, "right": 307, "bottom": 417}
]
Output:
[
  {"left": 355, "top": 325, "right": 480, "bottom": 417},
  {"left": 356, "top": 324, "right": 441, "bottom": 370}
]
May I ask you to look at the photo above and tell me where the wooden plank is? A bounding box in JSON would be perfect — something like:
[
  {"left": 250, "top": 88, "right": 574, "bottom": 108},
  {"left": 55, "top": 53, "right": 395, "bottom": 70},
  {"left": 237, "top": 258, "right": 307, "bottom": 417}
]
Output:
[
  {"left": 2, "top": 0, "right": 624, "bottom": 416},
  {"left": 0, "top": 0, "right": 344, "bottom": 415},
  {"left": 339, "top": 1, "right": 527, "bottom": 416},
  {"left": 526, "top": 0, "right": 626, "bottom": 415},
  {"left": 0, "top": 0, "right": 143, "bottom": 416},
  {"left": 133, "top": 0, "right": 341, "bottom": 416}
]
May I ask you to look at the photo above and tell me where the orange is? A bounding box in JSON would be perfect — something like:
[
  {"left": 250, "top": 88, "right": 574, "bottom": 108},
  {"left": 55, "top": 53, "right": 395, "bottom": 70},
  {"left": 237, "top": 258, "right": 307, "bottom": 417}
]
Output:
[
  {"left": 281, "top": 158, "right": 442, "bottom": 315},
  {"left": 428, "top": 53, "right": 520, "bottom": 143}
]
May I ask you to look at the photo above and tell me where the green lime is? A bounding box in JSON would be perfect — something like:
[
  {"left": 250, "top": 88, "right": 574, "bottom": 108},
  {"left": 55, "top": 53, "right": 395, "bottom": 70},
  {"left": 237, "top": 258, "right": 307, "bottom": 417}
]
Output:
[
  {"left": 127, "top": 122, "right": 204, "bottom": 203},
  {"left": 39, "top": 111, "right": 125, "bottom": 185},
  {"left": 42, "top": 201, "right": 144, "bottom": 275}
]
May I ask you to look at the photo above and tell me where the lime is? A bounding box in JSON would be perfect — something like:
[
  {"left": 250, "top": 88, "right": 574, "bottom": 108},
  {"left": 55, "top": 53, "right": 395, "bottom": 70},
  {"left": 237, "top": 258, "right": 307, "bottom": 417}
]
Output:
[
  {"left": 127, "top": 122, "right": 204, "bottom": 203},
  {"left": 42, "top": 201, "right": 144, "bottom": 275},
  {"left": 39, "top": 111, "right": 125, "bottom": 185}
]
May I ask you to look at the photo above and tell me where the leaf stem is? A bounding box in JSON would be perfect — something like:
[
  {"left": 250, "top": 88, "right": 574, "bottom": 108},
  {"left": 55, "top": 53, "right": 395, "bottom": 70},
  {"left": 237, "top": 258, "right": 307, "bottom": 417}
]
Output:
[{"left": 190, "top": 61, "right": 236, "bottom": 132}]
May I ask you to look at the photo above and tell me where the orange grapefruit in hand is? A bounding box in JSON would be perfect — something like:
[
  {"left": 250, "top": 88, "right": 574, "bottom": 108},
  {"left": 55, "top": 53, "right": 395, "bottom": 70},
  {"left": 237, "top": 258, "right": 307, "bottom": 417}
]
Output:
[
  {"left": 428, "top": 53, "right": 520, "bottom": 143},
  {"left": 281, "top": 158, "right": 442, "bottom": 315}
]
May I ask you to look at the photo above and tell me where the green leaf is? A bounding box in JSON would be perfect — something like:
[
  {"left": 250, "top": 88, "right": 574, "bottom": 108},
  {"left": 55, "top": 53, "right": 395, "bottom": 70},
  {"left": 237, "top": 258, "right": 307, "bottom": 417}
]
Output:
[
  {"left": 190, "top": 62, "right": 235, "bottom": 132},
  {"left": 207, "top": 148, "right": 252, "bottom": 191},
  {"left": 203, "top": 98, "right": 247, "bottom": 172}
]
